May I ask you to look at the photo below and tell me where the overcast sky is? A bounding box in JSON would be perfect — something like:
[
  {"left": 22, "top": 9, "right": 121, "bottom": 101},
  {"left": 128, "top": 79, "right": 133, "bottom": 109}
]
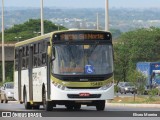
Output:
[{"left": 0, "top": 0, "right": 160, "bottom": 8}]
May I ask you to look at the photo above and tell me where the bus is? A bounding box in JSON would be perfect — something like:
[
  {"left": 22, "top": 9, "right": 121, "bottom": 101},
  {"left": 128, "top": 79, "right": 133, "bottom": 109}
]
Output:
[{"left": 14, "top": 30, "right": 114, "bottom": 111}]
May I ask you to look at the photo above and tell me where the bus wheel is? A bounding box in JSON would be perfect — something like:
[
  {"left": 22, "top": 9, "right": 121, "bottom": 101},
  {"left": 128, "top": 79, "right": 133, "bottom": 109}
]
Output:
[
  {"left": 33, "top": 105, "right": 40, "bottom": 109},
  {"left": 42, "top": 90, "right": 53, "bottom": 111},
  {"left": 96, "top": 100, "right": 105, "bottom": 111},
  {"left": 1, "top": 100, "right": 4, "bottom": 103},
  {"left": 74, "top": 104, "right": 81, "bottom": 110},
  {"left": 24, "top": 92, "right": 32, "bottom": 109},
  {"left": 65, "top": 105, "right": 74, "bottom": 110},
  {"left": 5, "top": 100, "right": 8, "bottom": 103}
]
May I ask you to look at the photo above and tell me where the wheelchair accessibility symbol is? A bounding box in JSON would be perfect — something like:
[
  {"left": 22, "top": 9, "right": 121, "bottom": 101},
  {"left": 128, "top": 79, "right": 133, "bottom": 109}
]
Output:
[{"left": 85, "top": 65, "right": 95, "bottom": 74}]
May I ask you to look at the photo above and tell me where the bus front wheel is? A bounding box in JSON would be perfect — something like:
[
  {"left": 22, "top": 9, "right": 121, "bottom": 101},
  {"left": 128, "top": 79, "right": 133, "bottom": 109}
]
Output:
[
  {"left": 42, "top": 89, "right": 53, "bottom": 111},
  {"left": 74, "top": 104, "right": 81, "bottom": 110},
  {"left": 95, "top": 100, "right": 105, "bottom": 111}
]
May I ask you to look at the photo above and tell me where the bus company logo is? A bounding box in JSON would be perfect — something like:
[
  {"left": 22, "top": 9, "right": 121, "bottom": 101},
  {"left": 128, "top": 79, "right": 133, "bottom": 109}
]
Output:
[
  {"left": 155, "top": 64, "right": 160, "bottom": 68},
  {"left": 2, "top": 112, "right": 11, "bottom": 117}
]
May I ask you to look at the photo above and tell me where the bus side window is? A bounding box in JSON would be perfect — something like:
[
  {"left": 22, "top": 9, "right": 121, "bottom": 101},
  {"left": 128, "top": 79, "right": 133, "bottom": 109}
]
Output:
[
  {"left": 38, "top": 42, "right": 42, "bottom": 66},
  {"left": 41, "top": 41, "right": 46, "bottom": 53},
  {"left": 34, "top": 43, "right": 39, "bottom": 54},
  {"left": 22, "top": 46, "right": 26, "bottom": 57},
  {"left": 26, "top": 46, "right": 29, "bottom": 68},
  {"left": 34, "top": 55, "right": 38, "bottom": 67},
  {"left": 15, "top": 49, "right": 19, "bottom": 71},
  {"left": 40, "top": 40, "right": 47, "bottom": 66},
  {"left": 22, "top": 58, "right": 26, "bottom": 69},
  {"left": 26, "top": 46, "right": 29, "bottom": 56},
  {"left": 42, "top": 53, "right": 46, "bottom": 65},
  {"left": 33, "top": 43, "right": 38, "bottom": 67},
  {"left": 22, "top": 46, "right": 26, "bottom": 69}
]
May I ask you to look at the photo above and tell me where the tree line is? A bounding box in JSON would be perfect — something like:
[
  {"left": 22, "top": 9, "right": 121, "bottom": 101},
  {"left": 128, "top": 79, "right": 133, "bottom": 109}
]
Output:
[
  {"left": 1, "top": 19, "right": 160, "bottom": 85},
  {"left": 114, "top": 27, "right": 160, "bottom": 83}
]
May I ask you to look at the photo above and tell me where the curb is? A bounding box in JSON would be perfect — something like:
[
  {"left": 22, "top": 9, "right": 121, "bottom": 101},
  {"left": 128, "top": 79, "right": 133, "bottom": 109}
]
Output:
[{"left": 106, "top": 103, "right": 160, "bottom": 108}]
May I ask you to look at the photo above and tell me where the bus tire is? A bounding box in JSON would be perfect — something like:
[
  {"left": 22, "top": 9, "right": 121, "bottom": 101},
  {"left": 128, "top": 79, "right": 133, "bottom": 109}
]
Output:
[
  {"left": 42, "top": 89, "right": 53, "bottom": 111},
  {"left": 24, "top": 90, "right": 32, "bottom": 109},
  {"left": 96, "top": 100, "right": 105, "bottom": 111},
  {"left": 74, "top": 104, "right": 81, "bottom": 110},
  {"left": 65, "top": 105, "right": 74, "bottom": 110},
  {"left": 1, "top": 100, "right": 3, "bottom": 103},
  {"left": 33, "top": 105, "right": 40, "bottom": 109},
  {"left": 5, "top": 100, "right": 8, "bottom": 103}
]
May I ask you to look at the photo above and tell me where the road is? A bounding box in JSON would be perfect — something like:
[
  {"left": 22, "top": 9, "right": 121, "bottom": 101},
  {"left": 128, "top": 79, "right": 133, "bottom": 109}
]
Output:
[{"left": 0, "top": 101, "right": 160, "bottom": 117}]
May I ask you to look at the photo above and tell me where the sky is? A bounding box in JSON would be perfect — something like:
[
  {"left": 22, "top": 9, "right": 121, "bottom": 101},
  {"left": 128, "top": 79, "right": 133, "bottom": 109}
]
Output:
[{"left": 0, "top": 0, "right": 160, "bottom": 8}]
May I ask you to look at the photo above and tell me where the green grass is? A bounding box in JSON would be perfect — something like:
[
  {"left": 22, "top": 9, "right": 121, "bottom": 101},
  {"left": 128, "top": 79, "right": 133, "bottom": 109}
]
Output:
[{"left": 111, "top": 96, "right": 160, "bottom": 104}]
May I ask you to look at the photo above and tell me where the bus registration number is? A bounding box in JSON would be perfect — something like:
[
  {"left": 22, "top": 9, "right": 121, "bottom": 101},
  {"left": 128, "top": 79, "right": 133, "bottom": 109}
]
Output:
[{"left": 91, "top": 82, "right": 103, "bottom": 87}]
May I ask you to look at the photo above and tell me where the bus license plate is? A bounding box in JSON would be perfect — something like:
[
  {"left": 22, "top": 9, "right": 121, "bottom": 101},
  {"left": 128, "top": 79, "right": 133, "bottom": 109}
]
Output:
[{"left": 79, "top": 93, "right": 90, "bottom": 97}]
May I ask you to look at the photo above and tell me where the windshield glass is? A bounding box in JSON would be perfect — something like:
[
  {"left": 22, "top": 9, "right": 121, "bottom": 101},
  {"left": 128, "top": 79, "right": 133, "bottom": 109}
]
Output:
[
  {"left": 155, "top": 73, "right": 160, "bottom": 79},
  {"left": 52, "top": 44, "right": 113, "bottom": 75},
  {"left": 125, "top": 82, "right": 134, "bottom": 86},
  {"left": 5, "top": 83, "right": 14, "bottom": 89}
]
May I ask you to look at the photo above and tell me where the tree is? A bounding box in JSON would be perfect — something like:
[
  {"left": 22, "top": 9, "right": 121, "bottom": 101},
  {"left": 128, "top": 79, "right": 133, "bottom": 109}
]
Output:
[
  {"left": 110, "top": 29, "right": 122, "bottom": 39},
  {"left": 0, "top": 19, "right": 67, "bottom": 82},
  {"left": 0, "top": 19, "right": 67, "bottom": 41},
  {"left": 114, "top": 27, "right": 160, "bottom": 83}
]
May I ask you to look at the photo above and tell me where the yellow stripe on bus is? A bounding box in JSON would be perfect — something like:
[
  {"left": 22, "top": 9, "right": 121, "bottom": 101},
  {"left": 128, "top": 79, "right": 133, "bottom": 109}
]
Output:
[
  {"left": 51, "top": 75, "right": 113, "bottom": 87},
  {"left": 30, "top": 101, "right": 33, "bottom": 104}
]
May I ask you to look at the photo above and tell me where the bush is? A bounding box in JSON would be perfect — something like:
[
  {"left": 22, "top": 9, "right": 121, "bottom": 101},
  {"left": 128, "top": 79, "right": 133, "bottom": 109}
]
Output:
[{"left": 146, "top": 88, "right": 159, "bottom": 102}]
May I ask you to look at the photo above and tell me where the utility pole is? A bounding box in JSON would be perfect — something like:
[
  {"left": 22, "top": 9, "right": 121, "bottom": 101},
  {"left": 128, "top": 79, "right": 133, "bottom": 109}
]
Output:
[
  {"left": 105, "top": 0, "right": 109, "bottom": 31},
  {"left": 1, "top": 0, "right": 5, "bottom": 82},
  {"left": 96, "top": 13, "right": 99, "bottom": 30},
  {"left": 41, "top": 0, "right": 44, "bottom": 35}
]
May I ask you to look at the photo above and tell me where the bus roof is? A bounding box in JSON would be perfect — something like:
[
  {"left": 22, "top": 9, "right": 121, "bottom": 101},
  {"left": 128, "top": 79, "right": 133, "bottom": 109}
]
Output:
[{"left": 15, "top": 29, "right": 111, "bottom": 47}]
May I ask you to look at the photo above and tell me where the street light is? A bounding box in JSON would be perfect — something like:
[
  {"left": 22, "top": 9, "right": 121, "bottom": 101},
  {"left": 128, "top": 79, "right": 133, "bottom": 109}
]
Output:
[
  {"left": 55, "top": 24, "right": 60, "bottom": 31},
  {"left": 96, "top": 13, "right": 99, "bottom": 30},
  {"left": 105, "top": 0, "right": 109, "bottom": 31},
  {"left": 41, "top": 0, "right": 44, "bottom": 35},
  {"left": 1, "top": 0, "right": 5, "bottom": 82}
]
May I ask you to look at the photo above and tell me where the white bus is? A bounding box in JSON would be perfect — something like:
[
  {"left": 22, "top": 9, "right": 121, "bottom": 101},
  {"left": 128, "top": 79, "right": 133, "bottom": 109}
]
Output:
[{"left": 14, "top": 30, "right": 114, "bottom": 111}]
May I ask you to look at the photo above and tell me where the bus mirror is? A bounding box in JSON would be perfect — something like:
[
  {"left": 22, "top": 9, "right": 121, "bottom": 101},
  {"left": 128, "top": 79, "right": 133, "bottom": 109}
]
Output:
[{"left": 47, "top": 46, "right": 51, "bottom": 57}]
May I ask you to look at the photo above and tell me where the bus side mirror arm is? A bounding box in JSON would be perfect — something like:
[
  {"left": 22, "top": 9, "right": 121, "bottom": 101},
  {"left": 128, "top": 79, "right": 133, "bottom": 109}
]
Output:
[
  {"left": 47, "top": 46, "right": 56, "bottom": 62},
  {"left": 47, "top": 46, "right": 51, "bottom": 57}
]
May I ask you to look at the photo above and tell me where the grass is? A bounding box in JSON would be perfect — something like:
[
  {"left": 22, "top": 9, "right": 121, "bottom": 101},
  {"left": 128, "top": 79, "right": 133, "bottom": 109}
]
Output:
[{"left": 111, "top": 96, "right": 160, "bottom": 104}]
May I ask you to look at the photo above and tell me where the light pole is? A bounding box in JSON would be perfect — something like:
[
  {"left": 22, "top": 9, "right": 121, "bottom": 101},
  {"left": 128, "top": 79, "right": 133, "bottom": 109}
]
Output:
[
  {"left": 96, "top": 13, "right": 99, "bottom": 30},
  {"left": 55, "top": 24, "right": 60, "bottom": 31},
  {"left": 41, "top": 0, "right": 44, "bottom": 35},
  {"left": 105, "top": 0, "right": 109, "bottom": 31},
  {"left": 1, "top": 0, "right": 5, "bottom": 82}
]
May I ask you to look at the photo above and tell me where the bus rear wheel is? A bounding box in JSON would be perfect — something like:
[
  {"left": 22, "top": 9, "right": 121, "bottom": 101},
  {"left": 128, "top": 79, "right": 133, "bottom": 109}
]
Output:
[
  {"left": 95, "top": 100, "right": 105, "bottom": 111},
  {"left": 24, "top": 92, "right": 32, "bottom": 109},
  {"left": 1, "top": 100, "right": 4, "bottom": 103},
  {"left": 5, "top": 100, "right": 8, "bottom": 103},
  {"left": 42, "top": 89, "right": 53, "bottom": 111},
  {"left": 33, "top": 105, "right": 40, "bottom": 109}
]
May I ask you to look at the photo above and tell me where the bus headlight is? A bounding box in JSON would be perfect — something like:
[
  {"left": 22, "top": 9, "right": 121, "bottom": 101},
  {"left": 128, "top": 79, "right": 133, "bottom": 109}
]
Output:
[
  {"left": 99, "top": 83, "right": 113, "bottom": 90},
  {"left": 52, "top": 81, "right": 66, "bottom": 90}
]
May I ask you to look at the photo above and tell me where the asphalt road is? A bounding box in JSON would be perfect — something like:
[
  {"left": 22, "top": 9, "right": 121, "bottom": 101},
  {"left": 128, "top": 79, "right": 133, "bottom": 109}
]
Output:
[
  {"left": 0, "top": 101, "right": 160, "bottom": 120},
  {"left": 0, "top": 101, "right": 159, "bottom": 111}
]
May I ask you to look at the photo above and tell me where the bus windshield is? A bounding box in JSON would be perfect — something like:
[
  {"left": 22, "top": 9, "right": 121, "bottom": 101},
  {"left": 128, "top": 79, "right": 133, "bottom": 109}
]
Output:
[
  {"left": 155, "top": 73, "right": 160, "bottom": 79},
  {"left": 52, "top": 44, "right": 113, "bottom": 75}
]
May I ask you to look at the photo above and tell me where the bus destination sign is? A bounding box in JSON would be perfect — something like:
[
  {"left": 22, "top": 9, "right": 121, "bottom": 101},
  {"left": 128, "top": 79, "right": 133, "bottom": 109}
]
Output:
[{"left": 53, "top": 32, "right": 111, "bottom": 41}]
